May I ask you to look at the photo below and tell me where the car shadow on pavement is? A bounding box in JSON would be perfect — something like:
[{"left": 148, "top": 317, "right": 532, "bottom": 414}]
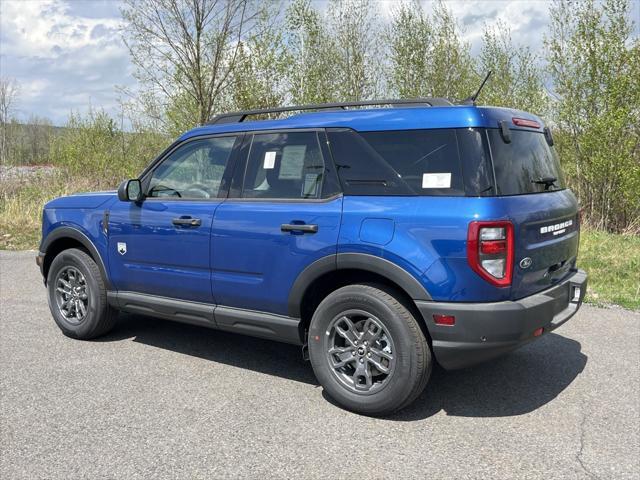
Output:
[
  {"left": 99, "top": 314, "right": 587, "bottom": 420},
  {"left": 98, "top": 313, "right": 318, "bottom": 385},
  {"left": 388, "top": 332, "right": 588, "bottom": 421}
]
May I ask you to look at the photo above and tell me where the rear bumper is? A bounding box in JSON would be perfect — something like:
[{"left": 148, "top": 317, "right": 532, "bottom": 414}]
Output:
[{"left": 416, "top": 269, "right": 587, "bottom": 370}]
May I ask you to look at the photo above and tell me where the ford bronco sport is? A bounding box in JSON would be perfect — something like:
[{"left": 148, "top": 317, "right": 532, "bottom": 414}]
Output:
[{"left": 38, "top": 98, "right": 587, "bottom": 415}]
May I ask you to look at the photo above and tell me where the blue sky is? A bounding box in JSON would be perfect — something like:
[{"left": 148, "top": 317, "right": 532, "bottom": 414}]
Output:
[{"left": 0, "top": 0, "right": 637, "bottom": 126}]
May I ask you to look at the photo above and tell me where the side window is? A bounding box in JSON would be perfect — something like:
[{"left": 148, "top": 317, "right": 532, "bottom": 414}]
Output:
[
  {"left": 361, "top": 129, "right": 464, "bottom": 196},
  {"left": 148, "top": 136, "right": 237, "bottom": 199},
  {"left": 242, "top": 131, "right": 325, "bottom": 199},
  {"left": 326, "top": 128, "right": 413, "bottom": 196}
]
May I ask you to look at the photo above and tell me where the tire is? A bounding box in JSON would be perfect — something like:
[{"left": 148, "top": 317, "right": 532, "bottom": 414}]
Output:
[
  {"left": 46, "top": 248, "right": 117, "bottom": 339},
  {"left": 308, "top": 284, "right": 431, "bottom": 416}
]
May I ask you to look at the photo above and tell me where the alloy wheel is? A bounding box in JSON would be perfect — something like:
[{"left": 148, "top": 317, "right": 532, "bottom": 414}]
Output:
[
  {"left": 54, "top": 266, "right": 89, "bottom": 324},
  {"left": 325, "top": 310, "right": 396, "bottom": 395}
]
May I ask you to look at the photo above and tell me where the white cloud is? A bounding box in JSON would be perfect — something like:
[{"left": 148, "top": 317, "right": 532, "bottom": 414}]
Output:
[
  {"left": 0, "top": 0, "right": 132, "bottom": 124},
  {"left": 3, "top": 0, "right": 635, "bottom": 125}
]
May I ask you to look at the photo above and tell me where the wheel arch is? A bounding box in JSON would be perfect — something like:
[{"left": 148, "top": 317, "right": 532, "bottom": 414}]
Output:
[
  {"left": 41, "top": 227, "right": 110, "bottom": 289},
  {"left": 289, "top": 253, "right": 433, "bottom": 342}
]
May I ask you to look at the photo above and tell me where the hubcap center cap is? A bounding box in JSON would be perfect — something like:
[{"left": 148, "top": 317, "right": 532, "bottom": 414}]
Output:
[{"left": 357, "top": 346, "right": 366, "bottom": 356}]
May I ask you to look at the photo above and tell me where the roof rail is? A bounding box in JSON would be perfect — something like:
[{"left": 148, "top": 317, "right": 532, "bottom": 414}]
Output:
[{"left": 207, "top": 98, "right": 453, "bottom": 125}]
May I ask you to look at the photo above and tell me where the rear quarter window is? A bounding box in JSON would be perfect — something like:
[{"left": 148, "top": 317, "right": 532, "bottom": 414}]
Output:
[
  {"left": 327, "top": 128, "right": 474, "bottom": 196},
  {"left": 361, "top": 129, "right": 465, "bottom": 196}
]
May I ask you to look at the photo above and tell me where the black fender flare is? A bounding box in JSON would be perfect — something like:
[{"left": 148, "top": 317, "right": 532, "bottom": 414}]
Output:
[
  {"left": 287, "top": 253, "right": 432, "bottom": 318},
  {"left": 40, "top": 226, "right": 110, "bottom": 289}
]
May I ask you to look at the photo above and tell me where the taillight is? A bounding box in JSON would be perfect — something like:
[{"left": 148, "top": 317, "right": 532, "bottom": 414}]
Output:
[{"left": 467, "top": 221, "right": 514, "bottom": 287}]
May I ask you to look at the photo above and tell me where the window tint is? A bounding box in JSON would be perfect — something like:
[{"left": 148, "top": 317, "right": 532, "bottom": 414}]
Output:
[
  {"left": 328, "top": 128, "right": 467, "bottom": 196},
  {"left": 361, "top": 129, "right": 464, "bottom": 195},
  {"left": 456, "top": 128, "right": 495, "bottom": 196},
  {"left": 242, "top": 131, "right": 325, "bottom": 199},
  {"left": 326, "top": 129, "right": 413, "bottom": 195},
  {"left": 487, "top": 129, "right": 566, "bottom": 195},
  {"left": 148, "top": 136, "right": 237, "bottom": 199}
]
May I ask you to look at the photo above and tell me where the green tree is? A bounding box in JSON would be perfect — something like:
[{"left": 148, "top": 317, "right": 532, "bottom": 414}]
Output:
[
  {"left": 386, "top": 0, "right": 432, "bottom": 98},
  {"left": 545, "top": 0, "right": 640, "bottom": 232},
  {"left": 230, "top": 8, "right": 291, "bottom": 112},
  {"left": 285, "top": 0, "right": 338, "bottom": 105},
  {"left": 387, "top": 0, "right": 476, "bottom": 100},
  {"left": 327, "top": 0, "right": 382, "bottom": 101},
  {"left": 477, "top": 22, "right": 548, "bottom": 114}
]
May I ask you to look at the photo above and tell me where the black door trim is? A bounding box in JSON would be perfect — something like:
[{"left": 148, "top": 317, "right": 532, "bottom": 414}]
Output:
[{"left": 109, "top": 291, "right": 302, "bottom": 345}]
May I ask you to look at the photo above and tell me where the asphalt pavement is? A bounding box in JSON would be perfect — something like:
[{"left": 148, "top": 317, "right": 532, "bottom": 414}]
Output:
[{"left": 1, "top": 250, "right": 638, "bottom": 479}]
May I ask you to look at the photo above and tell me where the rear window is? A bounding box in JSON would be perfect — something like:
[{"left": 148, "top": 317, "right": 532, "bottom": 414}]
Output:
[
  {"left": 487, "top": 129, "right": 566, "bottom": 195},
  {"left": 327, "top": 128, "right": 494, "bottom": 196}
]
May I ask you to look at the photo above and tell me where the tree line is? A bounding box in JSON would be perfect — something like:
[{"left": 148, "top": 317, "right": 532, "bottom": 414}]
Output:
[{"left": 1, "top": 0, "right": 638, "bottom": 233}]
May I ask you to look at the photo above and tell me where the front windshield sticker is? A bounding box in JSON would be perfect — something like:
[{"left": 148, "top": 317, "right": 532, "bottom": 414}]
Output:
[
  {"left": 263, "top": 151, "right": 277, "bottom": 169},
  {"left": 279, "top": 145, "right": 306, "bottom": 179},
  {"left": 422, "top": 172, "right": 451, "bottom": 189}
]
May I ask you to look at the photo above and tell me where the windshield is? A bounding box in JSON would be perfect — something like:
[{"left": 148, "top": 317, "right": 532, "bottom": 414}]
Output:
[{"left": 487, "top": 129, "right": 566, "bottom": 195}]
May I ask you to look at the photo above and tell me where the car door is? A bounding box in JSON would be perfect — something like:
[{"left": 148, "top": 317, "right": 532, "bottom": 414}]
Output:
[
  {"left": 108, "top": 134, "right": 241, "bottom": 303},
  {"left": 211, "top": 129, "right": 343, "bottom": 316}
]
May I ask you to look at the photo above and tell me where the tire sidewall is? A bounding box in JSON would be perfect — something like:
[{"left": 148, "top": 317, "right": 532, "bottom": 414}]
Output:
[
  {"left": 308, "top": 285, "right": 422, "bottom": 415},
  {"left": 47, "top": 249, "right": 105, "bottom": 339}
]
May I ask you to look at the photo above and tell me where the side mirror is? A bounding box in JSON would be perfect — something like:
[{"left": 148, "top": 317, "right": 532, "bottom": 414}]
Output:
[{"left": 117, "top": 179, "right": 143, "bottom": 202}]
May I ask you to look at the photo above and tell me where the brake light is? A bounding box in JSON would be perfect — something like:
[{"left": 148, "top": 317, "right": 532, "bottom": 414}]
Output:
[
  {"left": 512, "top": 117, "right": 541, "bottom": 129},
  {"left": 467, "top": 221, "right": 514, "bottom": 287}
]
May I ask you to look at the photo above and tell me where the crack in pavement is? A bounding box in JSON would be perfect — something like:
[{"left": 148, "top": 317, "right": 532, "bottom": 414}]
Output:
[{"left": 576, "top": 404, "right": 600, "bottom": 480}]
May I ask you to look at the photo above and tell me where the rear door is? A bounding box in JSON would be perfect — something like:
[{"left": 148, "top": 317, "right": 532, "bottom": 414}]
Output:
[
  {"left": 211, "top": 130, "right": 342, "bottom": 316},
  {"left": 487, "top": 128, "right": 580, "bottom": 299}
]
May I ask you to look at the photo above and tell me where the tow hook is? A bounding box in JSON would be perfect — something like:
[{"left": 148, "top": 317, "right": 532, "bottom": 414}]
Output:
[{"left": 301, "top": 343, "right": 309, "bottom": 361}]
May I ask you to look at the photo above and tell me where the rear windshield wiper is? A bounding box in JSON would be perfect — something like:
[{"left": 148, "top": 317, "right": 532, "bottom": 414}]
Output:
[{"left": 532, "top": 176, "right": 557, "bottom": 190}]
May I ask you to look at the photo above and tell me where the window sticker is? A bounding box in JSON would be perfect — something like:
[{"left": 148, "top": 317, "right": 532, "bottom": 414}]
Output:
[
  {"left": 302, "top": 173, "right": 320, "bottom": 197},
  {"left": 263, "top": 151, "right": 277, "bottom": 169},
  {"left": 422, "top": 172, "right": 451, "bottom": 189},
  {"left": 279, "top": 145, "right": 306, "bottom": 179}
]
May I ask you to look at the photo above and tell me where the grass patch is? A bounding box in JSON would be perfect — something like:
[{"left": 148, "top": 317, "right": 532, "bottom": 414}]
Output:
[
  {"left": 578, "top": 229, "right": 640, "bottom": 310},
  {"left": 1, "top": 176, "right": 638, "bottom": 309},
  {"left": 0, "top": 170, "right": 101, "bottom": 250}
]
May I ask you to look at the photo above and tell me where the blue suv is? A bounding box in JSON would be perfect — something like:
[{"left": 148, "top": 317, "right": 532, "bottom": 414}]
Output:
[{"left": 38, "top": 99, "right": 587, "bottom": 415}]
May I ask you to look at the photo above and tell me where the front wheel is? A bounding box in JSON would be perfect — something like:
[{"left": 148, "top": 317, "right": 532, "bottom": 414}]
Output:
[
  {"left": 308, "top": 284, "right": 431, "bottom": 416},
  {"left": 47, "top": 248, "right": 117, "bottom": 339}
]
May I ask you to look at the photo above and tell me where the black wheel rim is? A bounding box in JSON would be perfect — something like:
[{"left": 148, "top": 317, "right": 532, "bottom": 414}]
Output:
[
  {"left": 324, "top": 309, "right": 396, "bottom": 395},
  {"left": 54, "top": 266, "right": 89, "bottom": 324}
]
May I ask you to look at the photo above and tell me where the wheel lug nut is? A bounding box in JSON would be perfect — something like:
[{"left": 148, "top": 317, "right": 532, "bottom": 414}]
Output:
[
  {"left": 352, "top": 351, "right": 356, "bottom": 356},
  {"left": 359, "top": 358, "right": 364, "bottom": 363},
  {"left": 367, "top": 352, "right": 371, "bottom": 357}
]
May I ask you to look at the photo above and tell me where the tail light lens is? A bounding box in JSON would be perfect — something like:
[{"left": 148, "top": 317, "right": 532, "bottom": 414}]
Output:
[{"left": 467, "top": 221, "right": 514, "bottom": 287}]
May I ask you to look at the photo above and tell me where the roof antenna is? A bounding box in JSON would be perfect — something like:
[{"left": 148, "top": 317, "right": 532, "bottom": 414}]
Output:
[{"left": 462, "top": 71, "right": 492, "bottom": 105}]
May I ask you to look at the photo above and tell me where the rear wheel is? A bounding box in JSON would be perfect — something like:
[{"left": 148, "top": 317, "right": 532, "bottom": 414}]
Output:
[
  {"left": 308, "top": 284, "right": 431, "bottom": 416},
  {"left": 47, "top": 248, "right": 117, "bottom": 339}
]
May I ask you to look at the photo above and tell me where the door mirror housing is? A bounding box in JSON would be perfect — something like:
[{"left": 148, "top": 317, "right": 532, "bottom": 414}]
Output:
[{"left": 118, "top": 179, "right": 144, "bottom": 202}]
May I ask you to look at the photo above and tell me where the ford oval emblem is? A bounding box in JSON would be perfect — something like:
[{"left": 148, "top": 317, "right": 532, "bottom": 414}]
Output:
[{"left": 519, "top": 257, "right": 532, "bottom": 269}]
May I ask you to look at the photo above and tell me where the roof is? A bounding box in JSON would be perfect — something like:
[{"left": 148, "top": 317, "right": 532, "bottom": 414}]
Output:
[{"left": 178, "top": 105, "right": 545, "bottom": 141}]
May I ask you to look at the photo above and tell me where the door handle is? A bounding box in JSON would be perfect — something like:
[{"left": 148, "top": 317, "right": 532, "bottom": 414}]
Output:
[
  {"left": 172, "top": 217, "right": 202, "bottom": 227},
  {"left": 281, "top": 223, "right": 318, "bottom": 234}
]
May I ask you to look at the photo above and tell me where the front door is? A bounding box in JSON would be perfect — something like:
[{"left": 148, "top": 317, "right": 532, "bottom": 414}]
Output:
[
  {"left": 212, "top": 130, "right": 343, "bottom": 316},
  {"left": 108, "top": 134, "right": 241, "bottom": 303}
]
